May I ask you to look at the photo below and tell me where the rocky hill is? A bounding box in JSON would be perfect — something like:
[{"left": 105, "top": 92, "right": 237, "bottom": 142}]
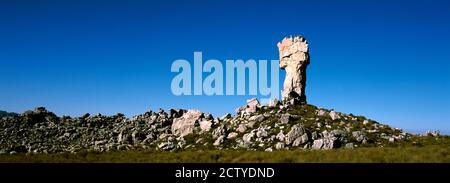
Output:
[
  {"left": 0, "top": 110, "right": 18, "bottom": 118},
  {"left": 0, "top": 99, "right": 417, "bottom": 155}
]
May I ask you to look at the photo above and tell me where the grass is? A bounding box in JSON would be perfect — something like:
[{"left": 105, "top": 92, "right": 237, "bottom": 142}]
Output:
[{"left": 1, "top": 144, "right": 449, "bottom": 163}]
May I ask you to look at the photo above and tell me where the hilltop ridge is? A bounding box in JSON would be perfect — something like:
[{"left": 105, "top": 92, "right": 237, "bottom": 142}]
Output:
[{"left": 1, "top": 98, "right": 436, "bottom": 155}]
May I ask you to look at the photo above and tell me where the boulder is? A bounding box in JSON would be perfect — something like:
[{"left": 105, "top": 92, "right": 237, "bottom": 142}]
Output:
[
  {"left": 236, "top": 124, "right": 247, "bottom": 133},
  {"left": 329, "top": 111, "right": 341, "bottom": 120},
  {"left": 171, "top": 110, "right": 203, "bottom": 137},
  {"left": 312, "top": 138, "right": 335, "bottom": 150},
  {"left": 213, "top": 135, "right": 225, "bottom": 146},
  {"left": 256, "top": 127, "right": 268, "bottom": 138},
  {"left": 242, "top": 132, "right": 255, "bottom": 145},
  {"left": 158, "top": 142, "right": 174, "bottom": 151},
  {"left": 275, "top": 142, "right": 285, "bottom": 150},
  {"left": 312, "top": 139, "right": 324, "bottom": 150},
  {"left": 285, "top": 125, "right": 305, "bottom": 145},
  {"left": 352, "top": 131, "right": 368, "bottom": 142},
  {"left": 292, "top": 133, "right": 309, "bottom": 147},
  {"left": 199, "top": 120, "right": 212, "bottom": 132},
  {"left": 227, "top": 132, "right": 238, "bottom": 139},
  {"left": 279, "top": 113, "right": 292, "bottom": 124},
  {"left": 322, "top": 138, "right": 336, "bottom": 150},
  {"left": 345, "top": 143, "right": 355, "bottom": 149},
  {"left": 276, "top": 130, "right": 285, "bottom": 141},
  {"left": 249, "top": 114, "right": 265, "bottom": 122},
  {"left": 212, "top": 125, "right": 226, "bottom": 139},
  {"left": 245, "top": 98, "right": 260, "bottom": 114},
  {"left": 316, "top": 109, "right": 327, "bottom": 116}
]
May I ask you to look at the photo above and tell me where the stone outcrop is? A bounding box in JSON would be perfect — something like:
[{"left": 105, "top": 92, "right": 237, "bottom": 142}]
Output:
[
  {"left": 277, "top": 35, "right": 310, "bottom": 103},
  {"left": 0, "top": 101, "right": 410, "bottom": 154},
  {"left": 171, "top": 109, "right": 203, "bottom": 137},
  {"left": 0, "top": 37, "right": 415, "bottom": 154}
]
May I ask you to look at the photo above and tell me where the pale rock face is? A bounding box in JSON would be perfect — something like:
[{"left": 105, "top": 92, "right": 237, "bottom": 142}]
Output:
[
  {"left": 212, "top": 125, "right": 225, "bottom": 139},
  {"left": 321, "top": 138, "right": 336, "bottom": 150},
  {"left": 237, "top": 124, "right": 247, "bottom": 133},
  {"left": 117, "top": 131, "right": 123, "bottom": 144},
  {"left": 363, "top": 120, "right": 369, "bottom": 125},
  {"left": 312, "top": 139, "right": 328, "bottom": 150},
  {"left": 293, "top": 133, "right": 309, "bottom": 147},
  {"left": 245, "top": 98, "right": 260, "bottom": 114},
  {"left": 256, "top": 127, "right": 268, "bottom": 138},
  {"left": 227, "top": 132, "right": 238, "bottom": 139},
  {"left": 329, "top": 111, "right": 341, "bottom": 120},
  {"left": 280, "top": 113, "right": 292, "bottom": 124},
  {"left": 316, "top": 109, "right": 327, "bottom": 116},
  {"left": 312, "top": 139, "right": 324, "bottom": 150},
  {"left": 243, "top": 132, "right": 255, "bottom": 144},
  {"left": 213, "top": 135, "right": 225, "bottom": 146},
  {"left": 249, "top": 114, "right": 265, "bottom": 122},
  {"left": 352, "top": 131, "right": 368, "bottom": 142},
  {"left": 277, "top": 36, "right": 310, "bottom": 102},
  {"left": 199, "top": 120, "right": 212, "bottom": 132},
  {"left": 276, "top": 130, "right": 285, "bottom": 141},
  {"left": 171, "top": 109, "right": 203, "bottom": 137},
  {"left": 285, "top": 124, "right": 306, "bottom": 145}
]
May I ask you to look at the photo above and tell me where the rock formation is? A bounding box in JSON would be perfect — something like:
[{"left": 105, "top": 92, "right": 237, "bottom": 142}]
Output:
[
  {"left": 0, "top": 102, "right": 410, "bottom": 154},
  {"left": 0, "top": 37, "right": 418, "bottom": 155},
  {"left": 277, "top": 35, "right": 310, "bottom": 103}
]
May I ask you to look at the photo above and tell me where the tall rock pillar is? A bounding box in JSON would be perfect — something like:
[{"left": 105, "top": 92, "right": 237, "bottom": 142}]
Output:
[{"left": 277, "top": 36, "right": 310, "bottom": 104}]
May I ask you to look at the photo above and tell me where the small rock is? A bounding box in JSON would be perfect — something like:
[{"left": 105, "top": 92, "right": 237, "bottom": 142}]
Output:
[
  {"left": 245, "top": 98, "right": 260, "bottom": 114},
  {"left": 256, "top": 127, "right": 268, "bottom": 138},
  {"left": 275, "top": 142, "right": 285, "bottom": 150},
  {"left": 227, "top": 132, "right": 238, "bottom": 139},
  {"left": 249, "top": 114, "right": 265, "bottom": 122},
  {"left": 158, "top": 142, "right": 174, "bottom": 150},
  {"left": 312, "top": 139, "right": 324, "bottom": 150},
  {"left": 213, "top": 135, "right": 225, "bottom": 146},
  {"left": 293, "top": 133, "right": 309, "bottom": 147},
  {"left": 345, "top": 143, "right": 355, "bottom": 149},
  {"left": 279, "top": 113, "right": 291, "bottom": 124},
  {"left": 276, "top": 131, "right": 285, "bottom": 141},
  {"left": 268, "top": 99, "right": 279, "bottom": 108},
  {"left": 389, "top": 137, "right": 395, "bottom": 142},
  {"left": 285, "top": 125, "right": 305, "bottom": 145},
  {"left": 243, "top": 132, "right": 255, "bottom": 144},
  {"left": 329, "top": 111, "right": 341, "bottom": 120},
  {"left": 237, "top": 124, "right": 247, "bottom": 133},
  {"left": 363, "top": 120, "right": 369, "bottom": 125},
  {"left": 322, "top": 138, "right": 336, "bottom": 150},
  {"left": 352, "top": 131, "right": 368, "bottom": 142},
  {"left": 316, "top": 109, "right": 327, "bottom": 116}
]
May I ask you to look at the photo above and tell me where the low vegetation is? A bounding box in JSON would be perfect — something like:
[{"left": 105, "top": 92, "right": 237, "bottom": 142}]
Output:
[{"left": 1, "top": 136, "right": 448, "bottom": 163}]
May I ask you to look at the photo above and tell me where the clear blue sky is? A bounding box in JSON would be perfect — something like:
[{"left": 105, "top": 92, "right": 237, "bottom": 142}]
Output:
[{"left": 1, "top": 0, "right": 449, "bottom": 134}]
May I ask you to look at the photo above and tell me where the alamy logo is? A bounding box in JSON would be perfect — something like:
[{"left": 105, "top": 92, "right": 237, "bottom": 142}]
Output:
[{"left": 171, "top": 52, "right": 280, "bottom": 103}]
